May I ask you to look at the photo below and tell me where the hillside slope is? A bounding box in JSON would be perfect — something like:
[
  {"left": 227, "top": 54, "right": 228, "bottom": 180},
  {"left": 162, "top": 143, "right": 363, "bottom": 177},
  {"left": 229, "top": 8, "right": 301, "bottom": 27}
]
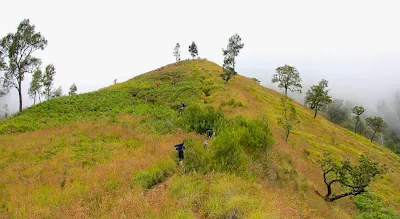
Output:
[{"left": 0, "top": 59, "right": 399, "bottom": 218}]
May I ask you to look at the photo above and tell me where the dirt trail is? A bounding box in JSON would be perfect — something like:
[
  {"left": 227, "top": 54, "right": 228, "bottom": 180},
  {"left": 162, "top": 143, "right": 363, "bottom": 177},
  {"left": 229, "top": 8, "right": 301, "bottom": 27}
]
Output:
[{"left": 146, "top": 175, "right": 174, "bottom": 206}]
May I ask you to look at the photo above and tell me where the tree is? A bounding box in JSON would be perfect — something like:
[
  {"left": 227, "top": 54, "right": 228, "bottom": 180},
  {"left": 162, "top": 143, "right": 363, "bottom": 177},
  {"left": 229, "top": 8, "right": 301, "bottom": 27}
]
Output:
[
  {"left": 222, "top": 34, "right": 244, "bottom": 75},
  {"left": 318, "top": 153, "right": 387, "bottom": 202},
  {"left": 304, "top": 79, "right": 332, "bottom": 118},
  {"left": 0, "top": 19, "right": 47, "bottom": 112},
  {"left": 365, "top": 117, "right": 387, "bottom": 142},
  {"left": 28, "top": 69, "right": 42, "bottom": 104},
  {"left": 42, "top": 64, "right": 56, "bottom": 100},
  {"left": 324, "top": 99, "right": 350, "bottom": 124},
  {"left": 352, "top": 106, "right": 365, "bottom": 134},
  {"left": 0, "top": 45, "right": 5, "bottom": 97},
  {"left": 271, "top": 65, "right": 302, "bottom": 96},
  {"left": 221, "top": 54, "right": 234, "bottom": 83},
  {"left": 69, "top": 83, "right": 77, "bottom": 95},
  {"left": 188, "top": 41, "right": 198, "bottom": 59},
  {"left": 394, "top": 91, "right": 400, "bottom": 120},
  {"left": 278, "top": 97, "right": 298, "bottom": 142},
  {"left": 53, "top": 86, "right": 62, "bottom": 98},
  {"left": 2, "top": 104, "right": 8, "bottom": 118},
  {"left": 173, "top": 43, "right": 181, "bottom": 64}
]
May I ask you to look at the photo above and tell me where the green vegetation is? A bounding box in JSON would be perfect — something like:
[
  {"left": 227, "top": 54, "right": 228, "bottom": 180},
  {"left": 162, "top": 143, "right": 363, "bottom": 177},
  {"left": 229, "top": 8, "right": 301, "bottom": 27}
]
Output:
[
  {"left": 221, "top": 98, "right": 245, "bottom": 107},
  {"left": 1, "top": 59, "right": 399, "bottom": 218},
  {"left": 221, "top": 34, "right": 244, "bottom": 83},
  {"left": 319, "top": 153, "right": 387, "bottom": 202},
  {"left": 183, "top": 115, "right": 274, "bottom": 172},
  {"left": 305, "top": 79, "right": 332, "bottom": 118},
  {"left": 69, "top": 83, "right": 77, "bottom": 95},
  {"left": 133, "top": 161, "right": 175, "bottom": 190},
  {"left": 278, "top": 97, "right": 298, "bottom": 142},
  {"left": 188, "top": 41, "right": 198, "bottom": 59},
  {"left": 28, "top": 69, "right": 43, "bottom": 105},
  {"left": 0, "top": 19, "right": 47, "bottom": 112},
  {"left": 366, "top": 117, "right": 387, "bottom": 142},
  {"left": 271, "top": 64, "right": 302, "bottom": 96},
  {"left": 182, "top": 104, "right": 224, "bottom": 134},
  {"left": 354, "top": 192, "right": 400, "bottom": 219},
  {"left": 352, "top": 106, "right": 365, "bottom": 133}
]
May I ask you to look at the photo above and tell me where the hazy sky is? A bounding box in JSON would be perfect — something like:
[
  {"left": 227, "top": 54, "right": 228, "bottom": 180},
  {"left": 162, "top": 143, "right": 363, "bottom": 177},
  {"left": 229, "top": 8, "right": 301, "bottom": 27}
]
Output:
[{"left": 1, "top": 0, "right": 399, "bottom": 113}]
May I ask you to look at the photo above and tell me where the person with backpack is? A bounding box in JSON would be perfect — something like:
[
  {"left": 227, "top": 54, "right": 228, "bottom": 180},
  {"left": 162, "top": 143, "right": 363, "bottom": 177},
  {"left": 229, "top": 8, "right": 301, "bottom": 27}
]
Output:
[
  {"left": 206, "top": 129, "right": 213, "bottom": 139},
  {"left": 179, "top": 102, "right": 186, "bottom": 114},
  {"left": 174, "top": 142, "right": 186, "bottom": 161}
]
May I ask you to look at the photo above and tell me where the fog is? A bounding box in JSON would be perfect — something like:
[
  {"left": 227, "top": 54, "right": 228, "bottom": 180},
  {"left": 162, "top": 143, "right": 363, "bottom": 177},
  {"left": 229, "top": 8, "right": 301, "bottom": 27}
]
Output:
[{"left": 1, "top": 0, "right": 400, "bottom": 127}]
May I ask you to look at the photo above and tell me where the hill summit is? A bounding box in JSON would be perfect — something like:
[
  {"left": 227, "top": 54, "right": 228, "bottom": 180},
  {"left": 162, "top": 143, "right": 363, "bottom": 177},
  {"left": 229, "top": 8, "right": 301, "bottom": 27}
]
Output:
[{"left": 0, "top": 59, "right": 399, "bottom": 218}]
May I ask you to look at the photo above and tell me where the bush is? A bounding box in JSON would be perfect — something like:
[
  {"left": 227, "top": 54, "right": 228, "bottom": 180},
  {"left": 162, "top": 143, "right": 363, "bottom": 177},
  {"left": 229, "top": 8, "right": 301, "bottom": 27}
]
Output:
[
  {"left": 133, "top": 161, "right": 175, "bottom": 190},
  {"left": 183, "top": 138, "right": 211, "bottom": 172},
  {"left": 182, "top": 104, "right": 224, "bottom": 134},
  {"left": 354, "top": 192, "right": 400, "bottom": 219},
  {"left": 235, "top": 116, "right": 274, "bottom": 151},
  {"left": 221, "top": 98, "right": 245, "bottom": 107},
  {"left": 212, "top": 127, "right": 245, "bottom": 171},
  {"left": 211, "top": 116, "right": 274, "bottom": 171}
]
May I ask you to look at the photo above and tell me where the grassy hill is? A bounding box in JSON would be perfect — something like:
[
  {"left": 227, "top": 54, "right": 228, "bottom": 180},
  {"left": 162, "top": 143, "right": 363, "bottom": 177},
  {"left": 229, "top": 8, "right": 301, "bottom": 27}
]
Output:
[{"left": 0, "top": 59, "right": 399, "bottom": 218}]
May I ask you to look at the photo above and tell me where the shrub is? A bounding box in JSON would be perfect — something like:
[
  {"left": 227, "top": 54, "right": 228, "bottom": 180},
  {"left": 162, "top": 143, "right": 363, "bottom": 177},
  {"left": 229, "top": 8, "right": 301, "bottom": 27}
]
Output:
[
  {"left": 183, "top": 138, "right": 211, "bottom": 172},
  {"left": 235, "top": 116, "right": 274, "bottom": 151},
  {"left": 211, "top": 116, "right": 274, "bottom": 171},
  {"left": 133, "top": 161, "right": 175, "bottom": 190},
  {"left": 221, "top": 98, "right": 245, "bottom": 107},
  {"left": 354, "top": 192, "right": 399, "bottom": 219},
  {"left": 212, "top": 127, "right": 245, "bottom": 171},
  {"left": 182, "top": 104, "right": 225, "bottom": 134}
]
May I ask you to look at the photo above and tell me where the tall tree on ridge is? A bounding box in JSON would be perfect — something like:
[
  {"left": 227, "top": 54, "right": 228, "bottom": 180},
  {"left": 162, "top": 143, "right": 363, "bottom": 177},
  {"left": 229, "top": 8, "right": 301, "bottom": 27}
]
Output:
[{"left": 0, "top": 19, "right": 47, "bottom": 112}]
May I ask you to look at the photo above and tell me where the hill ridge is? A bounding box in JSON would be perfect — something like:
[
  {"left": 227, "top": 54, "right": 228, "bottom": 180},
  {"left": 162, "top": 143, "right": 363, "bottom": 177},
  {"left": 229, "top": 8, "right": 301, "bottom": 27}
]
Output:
[{"left": 0, "top": 59, "right": 399, "bottom": 218}]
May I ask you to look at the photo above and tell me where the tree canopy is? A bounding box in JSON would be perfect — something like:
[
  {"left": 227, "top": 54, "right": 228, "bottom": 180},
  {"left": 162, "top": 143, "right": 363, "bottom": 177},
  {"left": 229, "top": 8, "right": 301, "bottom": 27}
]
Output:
[
  {"left": 0, "top": 19, "right": 47, "bottom": 112},
  {"left": 222, "top": 34, "right": 244, "bottom": 75},
  {"left": 278, "top": 97, "right": 298, "bottom": 142},
  {"left": 188, "top": 41, "right": 198, "bottom": 59},
  {"left": 173, "top": 43, "right": 181, "bottom": 63},
  {"left": 304, "top": 79, "right": 332, "bottom": 118},
  {"left": 319, "top": 153, "right": 387, "bottom": 202},
  {"left": 28, "top": 69, "right": 42, "bottom": 104},
  {"left": 53, "top": 86, "right": 62, "bottom": 97},
  {"left": 271, "top": 65, "right": 302, "bottom": 96},
  {"left": 221, "top": 34, "right": 244, "bottom": 83},
  {"left": 69, "top": 83, "right": 77, "bottom": 95},
  {"left": 352, "top": 106, "right": 365, "bottom": 134},
  {"left": 42, "top": 64, "right": 56, "bottom": 100},
  {"left": 365, "top": 117, "right": 387, "bottom": 142},
  {"left": 324, "top": 99, "right": 350, "bottom": 124}
]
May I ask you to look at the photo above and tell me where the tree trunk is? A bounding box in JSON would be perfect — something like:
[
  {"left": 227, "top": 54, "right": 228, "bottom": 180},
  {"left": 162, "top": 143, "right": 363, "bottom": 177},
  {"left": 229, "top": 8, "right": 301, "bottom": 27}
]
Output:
[
  {"left": 354, "top": 118, "right": 359, "bottom": 133},
  {"left": 285, "top": 87, "right": 288, "bottom": 96},
  {"left": 18, "top": 82, "right": 23, "bottom": 113},
  {"left": 371, "top": 131, "right": 376, "bottom": 142},
  {"left": 38, "top": 92, "right": 41, "bottom": 103},
  {"left": 33, "top": 95, "right": 36, "bottom": 105},
  {"left": 314, "top": 109, "right": 318, "bottom": 118},
  {"left": 285, "top": 130, "right": 290, "bottom": 142},
  {"left": 324, "top": 183, "right": 333, "bottom": 201},
  {"left": 327, "top": 189, "right": 364, "bottom": 202}
]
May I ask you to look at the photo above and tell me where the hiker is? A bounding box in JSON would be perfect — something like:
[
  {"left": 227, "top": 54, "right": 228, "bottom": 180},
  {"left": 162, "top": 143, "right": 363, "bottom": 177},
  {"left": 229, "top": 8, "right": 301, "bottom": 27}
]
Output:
[
  {"left": 174, "top": 142, "right": 186, "bottom": 161},
  {"left": 206, "top": 129, "right": 213, "bottom": 139},
  {"left": 179, "top": 102, "right": 186, "bottom": 114}
]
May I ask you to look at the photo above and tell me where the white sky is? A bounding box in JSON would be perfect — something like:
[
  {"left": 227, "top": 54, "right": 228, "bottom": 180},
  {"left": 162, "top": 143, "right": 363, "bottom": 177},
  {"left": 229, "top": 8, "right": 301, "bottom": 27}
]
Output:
[{"left": 1, "top": 0, "right": 400, "bottom": 113}]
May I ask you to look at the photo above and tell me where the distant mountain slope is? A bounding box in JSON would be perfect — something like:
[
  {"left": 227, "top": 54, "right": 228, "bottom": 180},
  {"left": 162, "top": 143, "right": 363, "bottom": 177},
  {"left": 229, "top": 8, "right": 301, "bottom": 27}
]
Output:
[{"left": 0, "top": 59, "right": 399, "bottom": 218}]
